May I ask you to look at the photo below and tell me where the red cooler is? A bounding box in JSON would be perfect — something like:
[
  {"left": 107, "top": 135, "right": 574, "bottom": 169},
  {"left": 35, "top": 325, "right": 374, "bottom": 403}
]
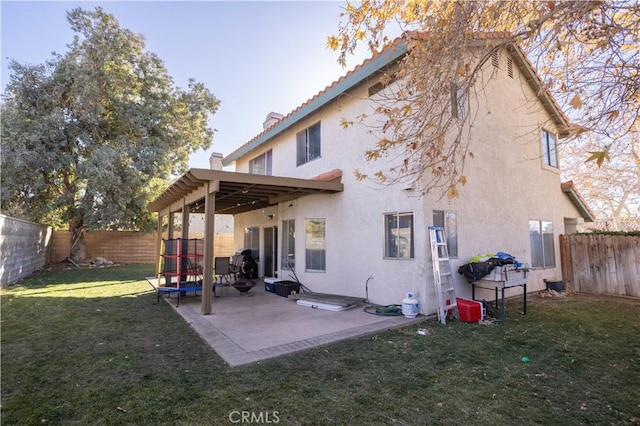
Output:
[{"left": 456, "top": 298, "right": 484, "bottom": 322}]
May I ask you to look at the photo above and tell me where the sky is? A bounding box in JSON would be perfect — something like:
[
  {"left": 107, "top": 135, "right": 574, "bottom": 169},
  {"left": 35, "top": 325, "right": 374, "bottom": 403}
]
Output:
[{"left": 1, "top": 0, "right": 375, "bottom": 170}]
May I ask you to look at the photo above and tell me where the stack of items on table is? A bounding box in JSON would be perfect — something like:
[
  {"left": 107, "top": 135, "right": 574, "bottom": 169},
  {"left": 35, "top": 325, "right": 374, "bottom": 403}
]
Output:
[
  {"left": 455, "top": 252, "right": 529, "bottom": 323},
  {"left": 457, "top": 252, "right": 526, "bottom": 284}
]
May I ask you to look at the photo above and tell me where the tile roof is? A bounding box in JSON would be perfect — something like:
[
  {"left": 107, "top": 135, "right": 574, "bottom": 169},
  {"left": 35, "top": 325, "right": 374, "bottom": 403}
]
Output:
[
  {"left": 223, "top": 38, "right": 407, "bottom": 165},
  {"left": 223, "top": 32, "right": 572, "bottom": 165},
  {"left": 562, "top": 181, "right": 596, "bottom": 221},
  {"left": 405, "top": 30, "right": 513, "bottom": 40}
]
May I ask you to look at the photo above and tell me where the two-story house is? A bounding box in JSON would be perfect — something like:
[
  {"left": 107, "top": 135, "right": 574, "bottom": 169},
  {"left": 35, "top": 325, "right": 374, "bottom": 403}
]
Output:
[{"left": 149, "top": 34, "right": 593, "bottom": 316}]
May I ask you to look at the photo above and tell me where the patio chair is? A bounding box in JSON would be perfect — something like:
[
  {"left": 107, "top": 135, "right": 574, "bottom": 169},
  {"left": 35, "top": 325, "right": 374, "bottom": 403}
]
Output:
[
  {"left": 186, "top": 258, "right": 204, "bottom": 285},
  {"left": 215, "top": 257, "right": 233, "bottom": 285}
]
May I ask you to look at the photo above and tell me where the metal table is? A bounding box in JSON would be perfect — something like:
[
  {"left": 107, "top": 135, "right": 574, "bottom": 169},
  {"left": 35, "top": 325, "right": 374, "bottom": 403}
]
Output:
[{"left": 471, "top": 267, "right": 529, "bottom": 323}]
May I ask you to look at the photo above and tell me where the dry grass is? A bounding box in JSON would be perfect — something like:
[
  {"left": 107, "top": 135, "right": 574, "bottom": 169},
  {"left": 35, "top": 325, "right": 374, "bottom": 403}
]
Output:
[{"left": 2, "top": 264, "right": 639, "bottom": 425}]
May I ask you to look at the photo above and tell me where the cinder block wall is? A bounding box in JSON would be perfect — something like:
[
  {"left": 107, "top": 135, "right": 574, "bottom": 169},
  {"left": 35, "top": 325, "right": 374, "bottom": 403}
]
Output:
[
  {"left": 49, "top": 230, "right": 71, "bottom": 263},
  {"left": 186, "top": 233, "right": 235, "bottom": 257},
  {"left": 0, "top": 215, "right": 52, "bottom": 287},
  {"left": 85, "top": 231, "right": 157, "bottom": 263},
  {"left": 50, "top": 230, "right": 236, "bottom": 264}
]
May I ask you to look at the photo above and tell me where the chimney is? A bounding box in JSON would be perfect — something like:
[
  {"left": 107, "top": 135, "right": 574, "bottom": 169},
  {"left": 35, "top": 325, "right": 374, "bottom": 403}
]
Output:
[
  {"left": 263, "top": 112, "right": 284, "bottom": 129},
  {"left": 209, "top": 152, "right": 223, "bottom": 170}
]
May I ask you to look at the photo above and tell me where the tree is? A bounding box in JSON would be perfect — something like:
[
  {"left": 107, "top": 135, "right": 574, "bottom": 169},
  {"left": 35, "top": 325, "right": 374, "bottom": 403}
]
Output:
[
  {"left": 561, "top": 133, "right": 640, "bottom": 229},
  {"left": 329, "top": 0, "right": 639, "bottom": 197},
  {"left": 1, "top": 7, "right": 220, "bottom": 260}
]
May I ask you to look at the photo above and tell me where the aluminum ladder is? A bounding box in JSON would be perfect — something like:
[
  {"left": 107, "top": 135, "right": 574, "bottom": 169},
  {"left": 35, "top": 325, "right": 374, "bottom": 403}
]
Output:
[{"left": 429, "top": 226, "right": 459, "bottom": 324}]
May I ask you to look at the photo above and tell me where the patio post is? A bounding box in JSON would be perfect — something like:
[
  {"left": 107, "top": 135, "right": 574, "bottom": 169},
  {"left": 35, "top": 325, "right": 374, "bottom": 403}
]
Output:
[
  {"left": 155, "top": 213, "right": 163, "bottom": 277},
  {"left": 201, "top": 180, "right": 218, "bottom": 315},
  {"left": 167, "top": 212, "right": 175, "bottom": 239},
  {"left": 181, "top": 200, "right": 190, "bottom": 238}
]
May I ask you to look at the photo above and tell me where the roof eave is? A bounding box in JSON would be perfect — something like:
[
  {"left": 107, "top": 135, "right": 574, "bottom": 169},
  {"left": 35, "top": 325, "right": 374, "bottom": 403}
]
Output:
[
  {"left": 147, "top": 169, "right": 344, "bottom": 215},
  {"left": 562, "top": 181, "right": 596, "bottom": 222},
  {"left": 222, "top": 43, "right": 407, "bottom": 166},
  {"left": 224, "top": 36, "right": 571, "bottom": 165},
  {"left": 507, "top": 44, "right": 572, "bottom": 137}
]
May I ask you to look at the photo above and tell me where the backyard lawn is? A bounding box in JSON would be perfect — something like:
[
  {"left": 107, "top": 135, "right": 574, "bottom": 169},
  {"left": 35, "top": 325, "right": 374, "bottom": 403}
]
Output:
[{"left": 1, "top": 264, "right": 639, "bottom": 425}]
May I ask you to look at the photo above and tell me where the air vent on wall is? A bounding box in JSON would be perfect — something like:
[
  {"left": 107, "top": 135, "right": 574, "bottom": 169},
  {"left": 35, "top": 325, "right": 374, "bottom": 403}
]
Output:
[{"left": 491, "top": 51, "right": 499, "bottom": 68}]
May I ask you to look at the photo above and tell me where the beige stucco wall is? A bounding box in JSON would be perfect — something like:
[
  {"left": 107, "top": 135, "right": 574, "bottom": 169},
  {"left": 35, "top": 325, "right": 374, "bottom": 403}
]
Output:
[{"left": 230, "top": 47, "right": 586, "bottom": 316}]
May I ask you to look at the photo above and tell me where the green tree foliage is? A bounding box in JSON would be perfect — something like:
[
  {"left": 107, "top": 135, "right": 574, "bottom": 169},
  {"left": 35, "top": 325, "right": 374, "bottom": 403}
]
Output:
[{"left": 1, "top": 7, "right": 220, "bottom": 260}]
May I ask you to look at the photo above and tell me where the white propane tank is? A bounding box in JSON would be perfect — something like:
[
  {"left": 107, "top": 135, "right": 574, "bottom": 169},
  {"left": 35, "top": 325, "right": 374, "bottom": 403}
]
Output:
[{"left": 402, "top": 292, "right": 419, "bottom": 318}]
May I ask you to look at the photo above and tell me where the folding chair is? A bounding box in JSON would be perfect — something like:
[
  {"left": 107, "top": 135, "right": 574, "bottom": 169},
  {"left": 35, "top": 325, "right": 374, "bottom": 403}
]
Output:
[
  {"left": 186, "top": 258, "right": 204, "bottom": 285},
  {"left": 213, "top": 257, "right": 234, "bottom": 297},
  {"left": 215, "top": 257, "right": 233, "bottom": 285}
]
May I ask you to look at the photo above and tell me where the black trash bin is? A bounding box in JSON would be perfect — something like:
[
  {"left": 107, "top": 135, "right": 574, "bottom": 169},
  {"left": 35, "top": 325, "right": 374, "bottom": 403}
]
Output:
[{"left": 544, "top": 280, "right": 564, "bottom": 292}]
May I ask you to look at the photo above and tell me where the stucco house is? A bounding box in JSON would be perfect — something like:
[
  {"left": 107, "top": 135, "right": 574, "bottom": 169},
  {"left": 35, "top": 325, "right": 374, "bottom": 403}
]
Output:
[{"left": 149, "top": 34, "right": 594, "bottom": 316}]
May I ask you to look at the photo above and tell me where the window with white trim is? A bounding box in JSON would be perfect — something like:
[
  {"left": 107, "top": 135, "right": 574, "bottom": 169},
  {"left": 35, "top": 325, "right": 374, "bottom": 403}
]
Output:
[
  {"left": 529, "top": 220, "right": 555, "bottom": 268},
  {"left": 542, "top": 129, "right": 558, "bottom": 168},
  {"left": 433, "top": 210, "right": 458, "bottom": 258},
  {"left": 244, "top": 226, "right": 260, "bottom": 261},
  {"left": 452, "top": 87, "right": 467, "bottom": 120},
  {"left": 369, "top": 72, "right": 397, "bottom": 97},
  {"left": 296, "top": 122, "right": 321, "bottom": 166},
  {"left": 249, "top": 150, "right": 272, "bottom": 175},
  {"left": 281, "top": 219, "right": 295, "bottom": 271},
  {"left": 305, "top": 218, "right": 325, "bottom": 272},
  {"left": 384, "top": 212, "right": 414, "bottom": 259}
]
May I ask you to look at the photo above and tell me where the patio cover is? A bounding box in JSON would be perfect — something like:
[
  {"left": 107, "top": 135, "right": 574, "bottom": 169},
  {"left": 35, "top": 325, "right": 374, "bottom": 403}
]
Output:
[{"left": 148, "top": 168, "right": 343, "bottom": 314}]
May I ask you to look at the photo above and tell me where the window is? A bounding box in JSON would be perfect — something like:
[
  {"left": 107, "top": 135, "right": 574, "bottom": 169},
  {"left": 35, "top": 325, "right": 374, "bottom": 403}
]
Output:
[
  {"left": 452, "top": 86, "right": 467, "bottom": 120},
  {"left": 369, "top": 72, "right": 397, "bottom": 97},
  {"left": 491, "top": 51, "right": 499, "bottom": 68},
  {"left": 281, "top": 219, "right": 295, "bottom": 271},
  {"left": 249, "top": 150, "right": 272, "bottom": 175},
  {"left": 542, "top": 129, "right": 558, "bottom": 168},
  {"left": 384, "top": 212, "right": 414, "bottom": 259},
  {"left": 244, "top": 226, "right": 260, "bottom": 261},
  {"left": 369, "top": 81, "right": 386, "bottom": 97},
  {"left": 529, "top": 220, "right": 555, "bottom": 268},
  {"left": 433, "top": 210, "right": 458, "bottom": 258},
  {"left": 296, "top": 122, "right": 321, "bottom": 166},
  {"left": 305, "top": 218, "right": 325, "bottom": 272}
]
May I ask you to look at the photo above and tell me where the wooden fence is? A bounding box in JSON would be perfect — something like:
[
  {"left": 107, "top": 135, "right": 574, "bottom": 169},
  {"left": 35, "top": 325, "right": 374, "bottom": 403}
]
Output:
[{"left": 560, "top": 234, "right": 640, "bottom": 297}]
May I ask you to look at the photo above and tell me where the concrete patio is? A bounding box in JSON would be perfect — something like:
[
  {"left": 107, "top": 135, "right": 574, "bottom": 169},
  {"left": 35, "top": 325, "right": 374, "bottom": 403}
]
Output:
[{"left": 158, "top": 281, "right": 422, "bottom": 367}]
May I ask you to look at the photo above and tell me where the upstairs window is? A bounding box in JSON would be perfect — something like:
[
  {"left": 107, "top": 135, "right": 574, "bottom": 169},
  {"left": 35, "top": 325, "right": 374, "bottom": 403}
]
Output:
[
  {"left": 452, "top": 87, "right": 467, "bottom": 120},
  {"left": 296, "top": 122, "right": 321, "bottom": 166},
  {"left": 369, "top": 72, "right": 397, "bottom": 97},
  {"left": 542, "top": 129, "right": 558, "bottom": 168},
  {"left": 249, "top": 150, "right": 272, "bottom": 175}
]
